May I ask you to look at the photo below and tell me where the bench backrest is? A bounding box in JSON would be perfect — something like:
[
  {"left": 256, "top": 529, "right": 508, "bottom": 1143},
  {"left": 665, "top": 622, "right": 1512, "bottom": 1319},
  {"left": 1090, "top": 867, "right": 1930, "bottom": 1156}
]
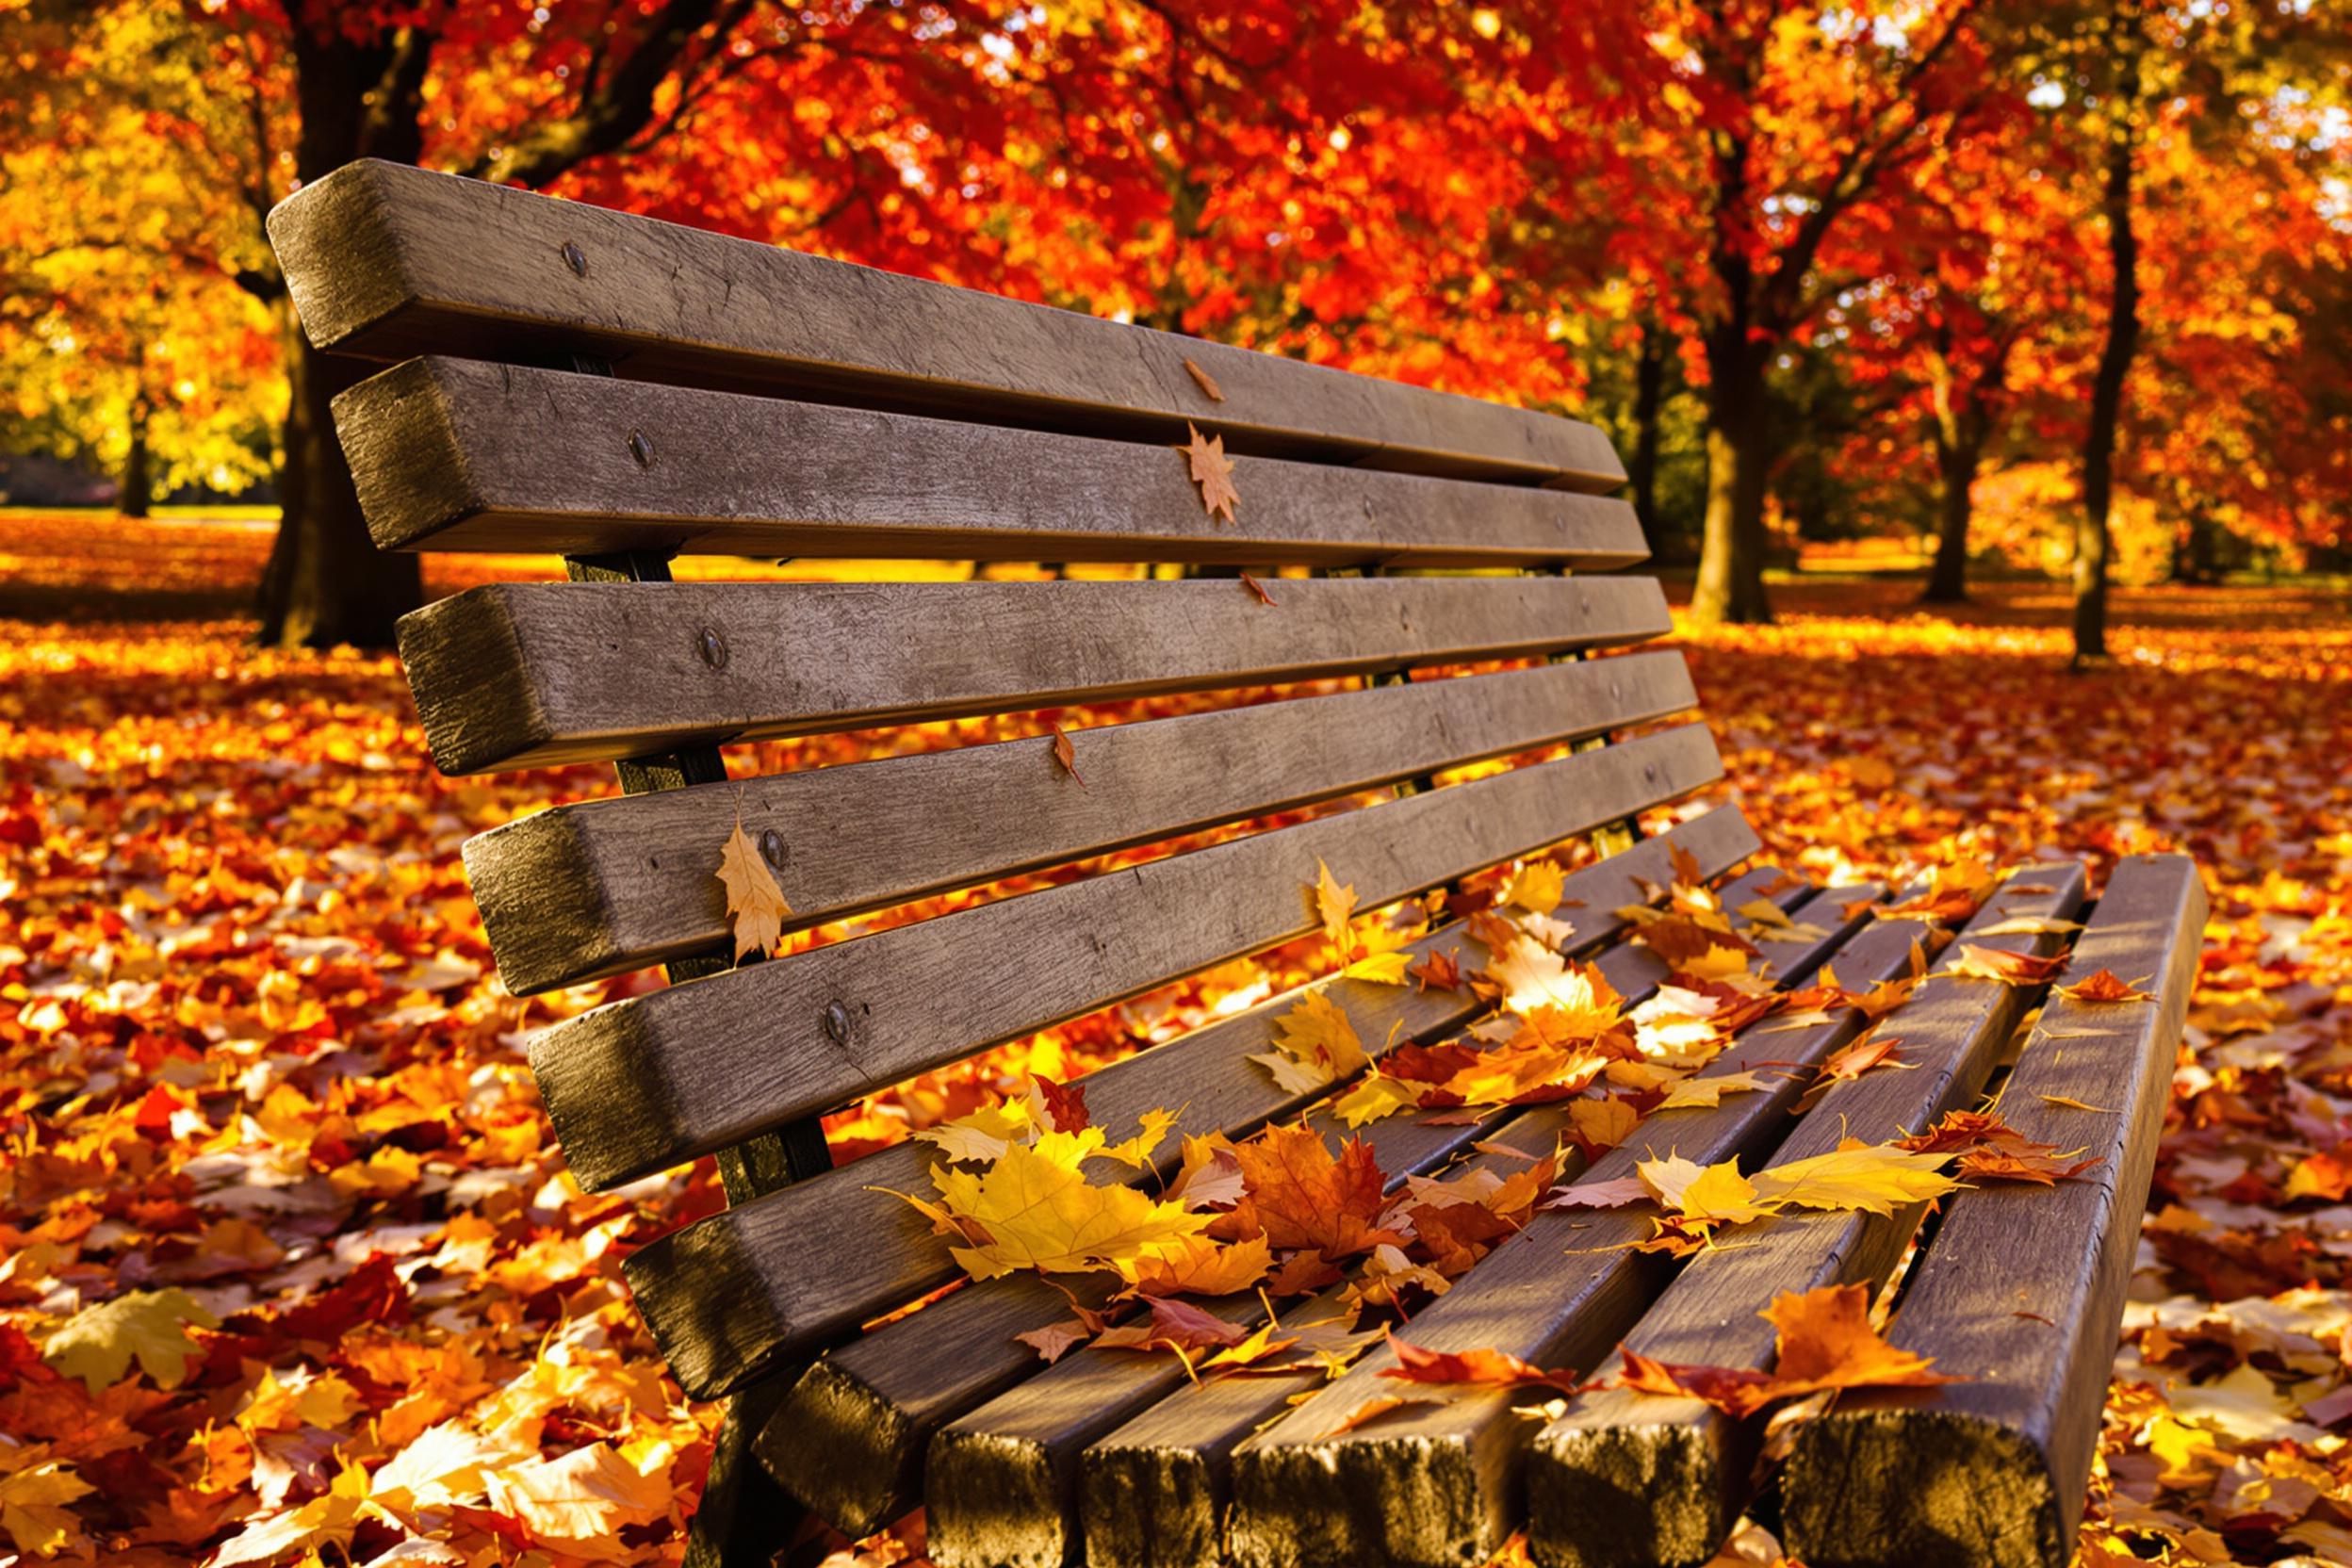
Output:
[{"left": 267, "top": 158, "right": 1731, "bottom": 1399}]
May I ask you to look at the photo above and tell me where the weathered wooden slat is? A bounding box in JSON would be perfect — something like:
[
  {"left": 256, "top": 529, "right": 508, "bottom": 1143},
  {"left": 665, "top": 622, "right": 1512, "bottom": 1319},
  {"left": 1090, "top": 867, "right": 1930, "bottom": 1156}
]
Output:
[
  {"left": 338, "top": 356, "right": 1651, "bottom": 567},
  {"left": 536, "top": 725, "right": 1722, "bottom": 1194},
  {"left": 1780, "top": 856, "right": 2206, "bottom": 1568},
  {"left": 944, "top": 1108, "right": 1593, "bottom": 1568},
  {"left": 627, "top": 810, "right": 1758, "bottom": 1410},
  {"left": 399, "top": 573, "right": 1674, "bottom": 776},
  {"left": 469, "top": 651, "right": 1699, "bottom": 994},
  {"left": 1076, "top": 1102, "right": 1586, "bottom": 1568},
  {"left": 1524, "top": 866, "right": 2092, "bottom": 1568},
  {"left": 761, "top": 868, "right": 1809, "bottom": 1544},
  {"left": 920, "top": 873, "right": 1836, "bottom": 1568},
  {"left": 1226, "top": 890, "right": 1933, "bottom": 1568},
  {"left": 1066, "top": 889, "right": 1907, "bottom": 1568},
  {"left": 270, "top": 160, "right": 1625, "bottom": 488}
]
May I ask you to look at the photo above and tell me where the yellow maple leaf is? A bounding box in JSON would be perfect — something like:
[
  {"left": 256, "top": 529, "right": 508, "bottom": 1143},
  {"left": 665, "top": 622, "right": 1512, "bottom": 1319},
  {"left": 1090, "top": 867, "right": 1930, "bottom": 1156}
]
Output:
[
  {"left": 237, "top": 1366, "right": 363, "bottom": 1435},
  {"left": 1749, "top": 1141, "right": 1964, "bottom": 1216},
  {"left": 328, "top": 1142, "right": 422, "bottom": 1200},
  {"left": 1631, "top": 984, "right": 1723, "bottom": 1058},
  {"left": 1678, "top": 944, "right": 1756, "bottom": 983},
  {"left": 1487, "top": 936, "right": 1614, "bottom": 1020},
  {"left": 484, "top": 1444, "right": 673, "bottom": 1560},
  {"left": 368, "top": 1420, "right": 538, "bottom": 1514},
  {"left": 1116, "top": 1233, "right": 1275, "bottom": 1297},
  {"left": 1180, "top": 422, "right": 1240, "bottom": 522},
  {"left": 1944, "top": 943, "right": 2066, "bottom": 986},
  {"left": 1445, "top": 1041, "right": 1609, "bottom": 1106},
  {"left": 914, "top": 1100, "right": 1036, "bottom": 1164},
  {"left": 1250, "top": 989, "right": 1367, "bottom": 1093},
  {"left": 1655, "top": 1069, "right": 1772, "bottom": 1111},
  {"left": 1506, "top": 858, "right": 1566, "bottom": 913},
  {"left": 1096, "top": 1107, "right": 1180, "bottom": 1168},
  {"left": 208, "top": 1461, "right": 370, "bottom": 1568},
  {"left": 1308, "top": 858, "right": 1356, "bottom": 956},
  {"left": 1849, "top": 960, "right": 1924, "bottom": 1021},
  {"left": 1640, "top": 1153, "right": 1774, "bottom": 1226},
  {"left": 925, "top": 1133, "right": 1214, "bottom": 1280},
  {"left": 43, "top": 1288, "right": 220, "bottom": 1392},
  {"left": 0, "top": 1456, "right": 93, "bottom": 1560},
  {"left": 1341, "top": 950, "right": 1414, "bottom": 986},
  {"left": 1975, "top": 915, "right": 2085, "bottom": 938},
  {"left": 1570, "top": 1096, "right": 1640, "bottom": 1151},
  {"left": 1331, "top": 1072, "right": 1428, "bottom": 1127},
  {"left": 716, "top": 817, "right": 792, "bottom": 962}
]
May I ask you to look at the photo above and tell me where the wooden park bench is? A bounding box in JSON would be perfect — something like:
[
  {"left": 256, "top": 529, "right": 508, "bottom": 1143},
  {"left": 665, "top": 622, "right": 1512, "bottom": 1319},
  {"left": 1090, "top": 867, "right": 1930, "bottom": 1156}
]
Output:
[{"left": 268, "top": 160, "right": 2206, "bottom": 1568}]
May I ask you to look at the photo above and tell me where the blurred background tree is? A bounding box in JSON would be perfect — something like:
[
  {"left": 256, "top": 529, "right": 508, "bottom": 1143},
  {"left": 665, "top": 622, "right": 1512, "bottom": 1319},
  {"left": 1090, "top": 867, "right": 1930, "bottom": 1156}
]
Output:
[{"left": 0, "top": 0, "right": 2344, "bottom": 656}]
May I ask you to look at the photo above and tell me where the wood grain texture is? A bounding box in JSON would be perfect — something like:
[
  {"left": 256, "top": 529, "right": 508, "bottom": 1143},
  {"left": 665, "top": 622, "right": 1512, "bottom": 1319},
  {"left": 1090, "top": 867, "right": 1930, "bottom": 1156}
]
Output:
[
  {"left": 1524, "top": 864, "right": 2091, "bottom": 1568},
  {"left": 1069, "top": 1107, "right": 1589, "bottom": 1568},
  {"left": 936, "top": 1107, "right": 1599, "bottom": 1568},
  {"left": 269, "top": 160, "right": 1625, "bottom": 487},
  {"left": 467, "top": 652, "right": 1699, "bottom": 994},
  {"left": 397, "top": 573, "right": 1674, "bottom": 775},
  {"left": 1072, "top": 880, "right": 1906, "bottom": 1568},
  {"left": 759, "top": 868, "right": 1805, "bottom": 1544},
  {"left": 337, "top": 356, "right": 1651, "bottom": 567},
  {"left": 1781, "top": 855, "right": 2207, "bottom": 1568},
  {"left": 626, "top": 811, "right": 1760, "bottom": 1410},
  {"left": 536, "top": 725, "right": 1721, "bottom": 1193},
  {"left": 1225, "top": 891, "right": 1916, "bottom": 1568}
]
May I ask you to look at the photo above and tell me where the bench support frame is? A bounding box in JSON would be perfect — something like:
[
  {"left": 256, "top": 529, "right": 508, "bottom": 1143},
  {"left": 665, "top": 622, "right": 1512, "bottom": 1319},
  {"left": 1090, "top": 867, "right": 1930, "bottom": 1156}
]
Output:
[{"left": 558, "top": 353, "right": 828, "bottom": 1568}]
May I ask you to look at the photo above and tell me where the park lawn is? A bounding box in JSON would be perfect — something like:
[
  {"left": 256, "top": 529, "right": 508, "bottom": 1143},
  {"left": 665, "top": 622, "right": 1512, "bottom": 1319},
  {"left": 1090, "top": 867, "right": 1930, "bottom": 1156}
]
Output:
[{"left": 1, "top": 515, "right": 2348, "bottom": 1567}]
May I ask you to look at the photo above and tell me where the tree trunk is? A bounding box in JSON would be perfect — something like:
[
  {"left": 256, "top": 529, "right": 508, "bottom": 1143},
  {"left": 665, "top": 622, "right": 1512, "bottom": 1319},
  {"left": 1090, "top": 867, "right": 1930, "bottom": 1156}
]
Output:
[
  {"left": 119, "top": 403, "right": 152, "bottom": 518},
  {"left": 1922, "top": 425, "right": 1982, "bottom": 604},
  {"left": 2077, "top": 18, "right": 2143, "bottom": 664},
  {"left": 1691, "top": 324, "right": 1773, "bottom": 626},
  {"left": 1629, "top": 321, "right": 1667, "bottom": 558},
  {"left": 253, "top": 7, "right": 730, "bottom": 646},
  {"left": 256, "top": 328, "right": 421, "bottom": 647},
  {"left": 254, "top": 21, "right": 433, "bottom": 649},
  {"left": 2171, "top": 510, "right": 2221, "bottom": 584}
]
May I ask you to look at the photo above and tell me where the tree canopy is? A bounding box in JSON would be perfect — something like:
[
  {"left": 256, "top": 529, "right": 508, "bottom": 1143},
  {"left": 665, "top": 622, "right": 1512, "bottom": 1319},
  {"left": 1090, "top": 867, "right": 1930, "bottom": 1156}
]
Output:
[{"left": 0, "top": 0, "right": 2344, "bottom": 651}]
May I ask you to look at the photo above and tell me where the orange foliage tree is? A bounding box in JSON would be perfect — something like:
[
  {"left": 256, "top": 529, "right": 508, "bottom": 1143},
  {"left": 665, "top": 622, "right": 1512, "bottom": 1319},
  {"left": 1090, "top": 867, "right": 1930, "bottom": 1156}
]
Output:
[{"left": 0, "top": 0, "right": 2346, "bottom": 656}]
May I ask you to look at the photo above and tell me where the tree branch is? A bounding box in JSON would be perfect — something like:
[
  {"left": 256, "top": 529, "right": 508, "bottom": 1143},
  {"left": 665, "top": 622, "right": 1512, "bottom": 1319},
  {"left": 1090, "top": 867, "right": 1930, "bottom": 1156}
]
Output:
[{"left": 476, "top": 0, "right": 741, "bottom": 188}]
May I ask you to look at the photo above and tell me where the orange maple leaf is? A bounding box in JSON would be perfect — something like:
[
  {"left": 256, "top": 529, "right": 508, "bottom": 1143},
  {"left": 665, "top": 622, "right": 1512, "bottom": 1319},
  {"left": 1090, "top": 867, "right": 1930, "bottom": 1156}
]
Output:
[
  {"left": 1093, "top": 1296, "right": 1251, "bottom": 1360},
  {"left": 1050, "top": 725, "right": 1085, "bottom": 787},
  {"left": 1378, "top": 1329, "right": 1583, "bottom": 1394},
  {"left": 1031, "top": 1073, "right": 1089, "bottom": 1133},
  {"left": 1617, "top": 1282, "right": 1962, "bottom": 1417},
  {"left": 1182, "top": 357, "right": 1225, "bottom": 402},
  {"left": 1897, "top": 1110, "right": 2101, "bottom": 1184},
  {"left": 1216, "top": 1124, "right": 1401, "bottom": 1260},
  {"left": 1945, "top": 943, "right": 2067, "bottom": 986},
  {"left": 1014, "top": 1318, "right": 1094, "bottom": 1364},
  {"left": 1810, "top": 1028, "right": 1912, "bottom": 1094},
  {"left": 1116, "top": 1233, "right": 1274, "bottom": 1298},
  {"left": 1409, "top": 951, "right": 1464, "bottom": 992},
  {"left": 715, "top": 817, "right": 792, "bottom": 962},
  {"left": 1308, "top": 858, "right": 1356, "bottom": 955},
  {"left": 2055, "top": 968, "right": 2155, "bottom": 1004},
  {"left": 1877, "top": 856, "right": 2001, "bottom": 925},
  {"left": 1180, "top": 423, "right": 1239, "bottom": 522}
]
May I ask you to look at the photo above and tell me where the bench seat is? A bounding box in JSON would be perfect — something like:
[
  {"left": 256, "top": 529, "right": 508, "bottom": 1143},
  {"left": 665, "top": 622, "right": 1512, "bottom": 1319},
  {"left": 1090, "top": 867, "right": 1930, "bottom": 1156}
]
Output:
[{"left": 270, "top": 159, "right": 2205, "bottom": 1568}]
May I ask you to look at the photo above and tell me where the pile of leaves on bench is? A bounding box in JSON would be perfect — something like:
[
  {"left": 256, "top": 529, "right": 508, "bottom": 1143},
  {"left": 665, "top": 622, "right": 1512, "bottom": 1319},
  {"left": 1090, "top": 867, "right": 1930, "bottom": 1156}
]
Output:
[{"left": 808, "top": 848, "right": 2141, "bottom": 1440}]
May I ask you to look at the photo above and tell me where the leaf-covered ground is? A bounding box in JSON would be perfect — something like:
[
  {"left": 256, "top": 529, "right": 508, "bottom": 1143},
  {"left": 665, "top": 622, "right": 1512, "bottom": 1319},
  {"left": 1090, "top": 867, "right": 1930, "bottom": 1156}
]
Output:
[{"left": 2, "top": 514, "right": 2348, "bottom": 1567}]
